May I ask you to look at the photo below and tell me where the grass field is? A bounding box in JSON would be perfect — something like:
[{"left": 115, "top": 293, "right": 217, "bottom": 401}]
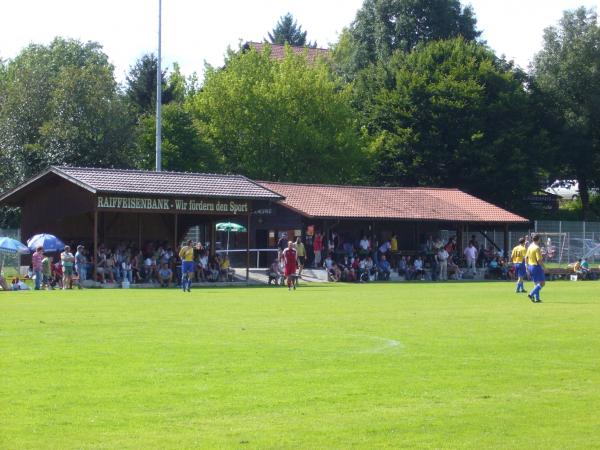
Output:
[{"left": 1, "top": 282, "right": 599, "bottom": 449}]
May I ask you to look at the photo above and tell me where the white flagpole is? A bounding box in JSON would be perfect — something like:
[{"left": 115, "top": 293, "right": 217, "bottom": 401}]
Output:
[{"left": 155, "top": 0, "right": 162, "bottom": 172}]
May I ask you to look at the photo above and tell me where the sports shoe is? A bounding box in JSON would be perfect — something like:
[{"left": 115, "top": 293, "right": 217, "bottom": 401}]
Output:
[{"left": 528, "top": 294, "right": 535, "bottom": 302}]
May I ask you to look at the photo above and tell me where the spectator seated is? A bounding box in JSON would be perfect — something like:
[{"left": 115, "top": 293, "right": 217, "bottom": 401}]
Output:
[
  {"left": 267, "top": 259, "right": 284, "bottom": 285},
  {"left": 486, "top": 258, "right": 504, "bottom": 279},
  {"left": 378, "top": 255, "right": 391, "bottom": 281}
]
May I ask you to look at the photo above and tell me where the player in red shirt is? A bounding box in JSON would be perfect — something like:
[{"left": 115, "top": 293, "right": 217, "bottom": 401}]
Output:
[{"left": 282, "top": 241, "right": 298, "bottom": 290}]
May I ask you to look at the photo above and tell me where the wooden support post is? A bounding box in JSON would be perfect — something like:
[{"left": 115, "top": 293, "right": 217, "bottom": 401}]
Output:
[
  {"left": 246, "top": 212, "right": 251, "bottom": 281},
  {"left": 415, "top": 222, "right": 420, "bottom": 250},
  {"left": 210, "top": 220, "right": 216, "bottom": 256},
  {"left": 93, "top": 209, "right": 98, "bottom": 282},
  {"left": 174, "top": 213, "right": 178, "bottom": 249},
  {"left": 504, "top": 224, "right": 509, "bottom": 256},
  {"left": 137, "top": 214, "right": 142, "bottom": 250},
  {"left": 323, "top": 220, "right": 328, "bottom": 256},
  {"left": 457, "top": 223, "right": 463, "bottom": 254}
]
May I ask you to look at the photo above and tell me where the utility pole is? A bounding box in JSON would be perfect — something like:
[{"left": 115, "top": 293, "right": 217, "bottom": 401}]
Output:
[{"left": 155, "top": 0, "right": 162, "bottom": 171}]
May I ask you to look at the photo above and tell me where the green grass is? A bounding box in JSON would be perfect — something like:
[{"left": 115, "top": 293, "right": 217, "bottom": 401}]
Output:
[{"left": 1, "top": 282, "right": 599, "bottom": 449}]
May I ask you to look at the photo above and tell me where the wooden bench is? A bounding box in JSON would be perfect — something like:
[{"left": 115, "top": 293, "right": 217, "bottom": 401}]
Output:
[
  {"left": 545, "top": 267, "right": 600, "bottom": 281},
  {"left": 545, "top": 268, "right": 571, "bottom": 280},
  {"left": 394, "top": 250, "right": 418, "bottom": 257}
]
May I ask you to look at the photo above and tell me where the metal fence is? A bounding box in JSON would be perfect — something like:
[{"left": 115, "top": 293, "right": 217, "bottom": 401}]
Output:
[
  {"left": 532, "top": 220, "right": 600, "bottom": 264},
  {"left": 456, "top": 221, "right": 600, "bottom": 265}
]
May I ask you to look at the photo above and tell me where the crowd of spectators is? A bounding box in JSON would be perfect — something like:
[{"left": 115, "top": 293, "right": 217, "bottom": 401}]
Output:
[
  {"left": 22, "top": 240, "right": 237, "bottom": 289},
  {"left": 273, "top": 231, "right": 514, "bottom": 283}
]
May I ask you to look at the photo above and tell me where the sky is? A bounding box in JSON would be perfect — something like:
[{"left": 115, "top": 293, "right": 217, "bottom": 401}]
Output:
[{"left": 1, "top": 0, "right": 599, "bottom": 83}]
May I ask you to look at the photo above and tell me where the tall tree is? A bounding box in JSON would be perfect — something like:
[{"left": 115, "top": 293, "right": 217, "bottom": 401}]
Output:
[
  {"left": 335, "top": 0, "right": 480, "bottom": 77},
  {"left": 358, "top": 38, "right": 538, "bottom": 209},
  {"left": 531, "top": 7, "right": 600, "bottom": 219},
  {"left": 189, "top": 46, "right": 365, "bottom": 183},
  {"left": 267, "top": 13, "right": 315, "bottom": 47},
  {"left": 125, "top": 53, "right": 174, "bottom": 114},
  {"left": 133, "top": 102, "right": 218, "bottom": 173},
  {"left": 0, "top": 57, "right": 20, "bottom": 226},
  {"left": 0, "top": 37, "right": 134, "bottom": 182}
]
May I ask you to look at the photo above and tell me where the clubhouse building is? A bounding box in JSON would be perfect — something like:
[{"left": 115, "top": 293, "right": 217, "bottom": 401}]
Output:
[{"left": 0, "top": 166, "right": 529, "bottom": 278}]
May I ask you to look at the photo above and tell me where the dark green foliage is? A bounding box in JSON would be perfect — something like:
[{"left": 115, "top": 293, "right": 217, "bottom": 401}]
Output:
[
  {"left": 125, "top": 53, "right": 174, "bottom": 114},
  {"left": 336, "top": 0, "right": 480, "bottom": 77},
  {"left": 531, "top": 7, "right": 600, "bottom": 219},
  {"left": 133, "top": 103, "right": 218, "bottom": 173},
  {"left": 268, "top": 13, "right": 315, "bottom": 47},
  {"left": 359, "top": 38, "right": 538, "bottom": 209},
  {"left": 0, "top": 37, "right": 134, "bottom": 181}
]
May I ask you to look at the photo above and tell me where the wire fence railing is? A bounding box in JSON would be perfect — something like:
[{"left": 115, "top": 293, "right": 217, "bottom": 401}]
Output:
[
  {"left": 531, "top": 220, "right": 600, "bottom": 264},
  {"left": 464, "top": 221, "right": 600, "bottom": 265},
  {"left": 0, "top": 228, "right": 23, "bottom": 276}
]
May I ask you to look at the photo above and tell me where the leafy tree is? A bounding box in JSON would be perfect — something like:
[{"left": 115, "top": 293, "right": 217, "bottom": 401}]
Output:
[
  {"left": 531, "top": 7, "right": 600, "bottom": 219},
  {"left": 133, "top": 102, "right": 218, "bottom": 173},
  {"left": 168, "top": 63, "right": 187, "bottom": 103},
  {"left": 189, "top": 45, "right": 365, "bottom": 183},
  {"left": 0, "top": 37, "right": 134, "bottom": 182},
  {"left": 268, "top": 13, "right": 315, "bottom": 47},
  {"left": 359, "top": 38, "right": 538, "bottom": 209},
  {"left": 125, "top": 53, "right": 174, "bottom": 114},
  {"left": 335, "top": 0, "right": 480, "bottom": 77}
]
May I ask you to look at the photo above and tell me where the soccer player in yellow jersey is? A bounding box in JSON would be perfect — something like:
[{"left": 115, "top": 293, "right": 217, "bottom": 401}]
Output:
[
  {"left": 525, "top": 234, "right": 544, "bottom": 303},
  {"left": 179, "top": 240, "right": 195, "bottom": 292},
  {"left": 511, "top": 237, "right": 527, "bottom": 293}
]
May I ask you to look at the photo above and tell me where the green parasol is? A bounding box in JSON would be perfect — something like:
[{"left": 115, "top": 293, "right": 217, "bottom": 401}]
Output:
[{"left": 215, "top": 222, "right": 247, "bottom": 254}]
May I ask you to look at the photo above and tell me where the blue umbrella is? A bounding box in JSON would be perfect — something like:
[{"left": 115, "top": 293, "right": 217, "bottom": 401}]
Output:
[
  {"left": 27, "top": 233, "right": 65, "bottom": 252},
  {"left": 0, "top": 237, "right": 30, "bottom": 255}
]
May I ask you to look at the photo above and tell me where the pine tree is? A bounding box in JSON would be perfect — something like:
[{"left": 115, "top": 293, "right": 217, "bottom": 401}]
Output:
[{"left": 267, "top": 13, "right": 316, "bottom": 47}]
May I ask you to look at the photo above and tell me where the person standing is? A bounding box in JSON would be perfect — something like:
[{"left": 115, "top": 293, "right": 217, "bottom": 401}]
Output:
[
  {"left": 313, "top": 232, "right": 323, "bottom": 268},
  {"left": 390, "top": 233, "right": 398, "bottom": 267},
  {"left": 61, "top": 245, "right": 75, "bottom": 289},
  {"left": 437, "top": 247, "right": 449, "bottom": 281},
  {"left": 526, "top": 234, "right": 545, "bottom": 303},
  {"left": 464, "top": 242, "right": 478, "bottom": 276},
  {"left": 295, "top": 237, "right": 306, "bottom": 277},
  {"left": 511, "top": 237, "right": 527, "bottom": 293},
  {"left": 121, "top": 256, "right": 133, "bottom": 284},
  {"left": 32, "top": 246, "right": 44, "bottom": 290},
  {"left": 75, "top": 245, "right": 87, "bottom": 284},
  {"left": 179, "top": 240, "right": 195, "bottom": 292},
  {"left": 277, "top": 234, "right": 288, "bottom": 260},
  {"left": 42, "top": 253, "right": 52, "bottom": 289},
  {"left": 282, "top": 241, "right": 298, "bottom": 290}
]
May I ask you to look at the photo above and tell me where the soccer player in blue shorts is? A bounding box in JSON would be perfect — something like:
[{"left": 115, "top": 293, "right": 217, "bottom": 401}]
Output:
[
  {"left": 511, "top": 237, "right": 527, "bottom": 293},
  {"left": 525, "top": 234, "right": 544, "bottom": 303},
  {"left": 179, "top": 240, "right": 195, "bottom": 292}
]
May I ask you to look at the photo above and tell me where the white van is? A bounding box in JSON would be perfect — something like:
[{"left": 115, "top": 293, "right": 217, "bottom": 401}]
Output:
[{"left": 544, "top": 179, "right": 580, "bottom": 200}]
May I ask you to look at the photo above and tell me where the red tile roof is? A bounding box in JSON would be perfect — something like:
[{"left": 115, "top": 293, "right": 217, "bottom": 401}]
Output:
[
  {"left": 259, "top": 181, "right": 529, "bottom": 224},
  {"left": 246, "top": 42, "right": 331, "bottom": 62}
]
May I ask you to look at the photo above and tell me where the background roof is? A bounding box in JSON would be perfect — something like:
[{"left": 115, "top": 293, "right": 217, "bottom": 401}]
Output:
[
  {"left": 245, "top": 42, "right": 331, "bottom": 62},
  {"left": 0, "top": 167, "right": 283, "bottom": 205},
  {"left": 259, "top": 181, "right": 529, "bottom": 224}
]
